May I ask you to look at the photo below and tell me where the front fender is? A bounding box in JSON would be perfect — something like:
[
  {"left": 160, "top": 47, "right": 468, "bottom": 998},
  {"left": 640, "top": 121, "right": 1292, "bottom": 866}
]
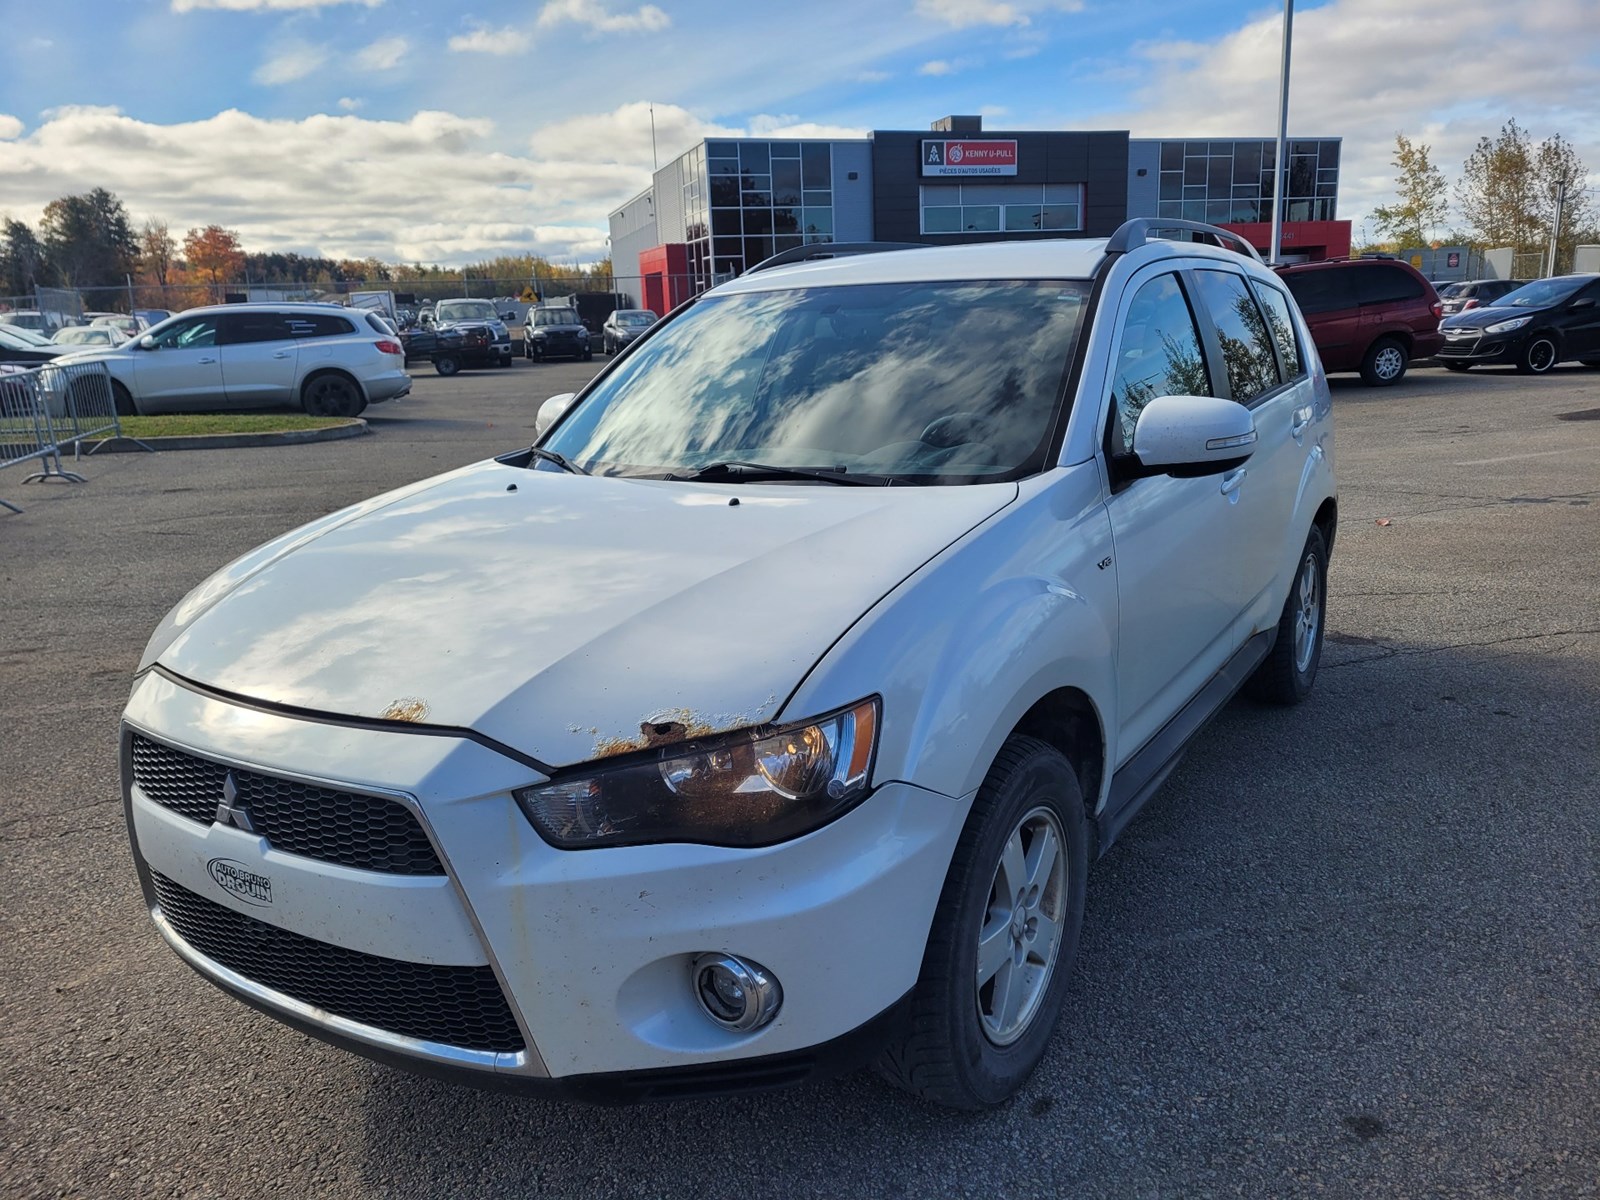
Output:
[{"left": 782, "top": 467, "right": 1119, "bottom": 810}]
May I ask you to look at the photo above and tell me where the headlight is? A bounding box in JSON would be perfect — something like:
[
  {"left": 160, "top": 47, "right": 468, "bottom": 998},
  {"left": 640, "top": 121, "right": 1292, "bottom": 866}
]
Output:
[
  {"left": 1485, "top": 315, "right": 1532, "bottom": 334},
  {"left": 515, "top": 697, "right": 879, "bottom": 849}
]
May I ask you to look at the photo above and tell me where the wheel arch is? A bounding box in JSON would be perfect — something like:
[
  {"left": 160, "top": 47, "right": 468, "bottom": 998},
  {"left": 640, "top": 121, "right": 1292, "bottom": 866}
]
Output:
[
  {"left": 1009, "top": 687, "right": 1107, "bottom": 836},
  {"left": 300, "top": 365, "right": 368, "bottom": 403},
  {"left": 1312, "top": 495, "right": 1338, "bottom": 559}
]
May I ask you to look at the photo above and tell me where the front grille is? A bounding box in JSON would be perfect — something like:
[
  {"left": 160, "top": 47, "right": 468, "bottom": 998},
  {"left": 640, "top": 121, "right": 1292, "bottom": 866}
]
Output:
[
  {"left": 152, "top": 871, "right": 524, "bottom": 1054},
  {"left": 130, "top": 734, "right": 444, "bottom": 876},
  {"left": 1436, "top": 337, "right": 1480, "bottom": 357}
]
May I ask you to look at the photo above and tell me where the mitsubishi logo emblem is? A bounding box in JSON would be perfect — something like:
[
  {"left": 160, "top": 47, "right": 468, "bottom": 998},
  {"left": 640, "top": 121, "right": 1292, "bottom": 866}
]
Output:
[{"left": 214, "top": 771, "right": 257, "bottom": 834}]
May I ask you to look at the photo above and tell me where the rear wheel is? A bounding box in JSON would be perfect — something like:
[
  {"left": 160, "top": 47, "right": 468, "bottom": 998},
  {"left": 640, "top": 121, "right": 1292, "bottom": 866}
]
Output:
[
  {"left": 434, "top": 354, "right": 461, "bottom": 377},
  {"left": 110, "top": 380, "right": 136, "bottom": 417},
  {"left": 1516, "top": 335, "right": 1559, "bottom": 375},
  {"left": 876, "top": 736, "right": 1089, "bottom": 1110},
  {"left": 1246, "top": 525, "right": 1328, "bottom": 705},
  {"left": 301, "top": 373, "right": 363, "bottom": 417},
  {"left": 1359, "top": 337, "right": 1408, "bottom": 386}
]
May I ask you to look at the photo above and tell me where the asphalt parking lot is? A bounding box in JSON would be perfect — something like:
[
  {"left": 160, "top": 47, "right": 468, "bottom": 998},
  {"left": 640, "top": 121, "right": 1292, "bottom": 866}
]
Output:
[{"left": 2, "top": 357, "right": 1597, "bottom": 1199}]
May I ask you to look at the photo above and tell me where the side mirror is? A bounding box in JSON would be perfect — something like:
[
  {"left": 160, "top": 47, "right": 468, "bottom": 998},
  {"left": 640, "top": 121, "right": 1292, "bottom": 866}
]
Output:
[
  {"left": 1570, "top": 296, "right": 1596, "bottom": 310},
  {"left": 137, "top": 334, "right": 156, "bottom": 350},
  {"left": 501, "top": 310, "right": 517, "bottom": 322},
  {"left": 534, "top": 392, "right": 576, "bottom": 438},
  {"left": 1126, "top": 395, "right": 1257, "bottom": 479}
]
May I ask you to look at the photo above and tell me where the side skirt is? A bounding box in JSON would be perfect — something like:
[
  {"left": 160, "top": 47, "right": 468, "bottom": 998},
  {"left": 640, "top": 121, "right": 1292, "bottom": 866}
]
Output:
[{"left": 1096, "top": 627, "right": 1276, "bottom": 856}]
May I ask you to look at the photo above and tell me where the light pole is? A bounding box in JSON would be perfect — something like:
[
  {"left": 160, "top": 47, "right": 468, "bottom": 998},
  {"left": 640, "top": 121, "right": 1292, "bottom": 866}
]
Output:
[
  {"left": 1546, "top": 178, "right": 1568, "bottom": 278},
  {"left": 1269, "top": 0, "right": 1295, "bottom": 265}
]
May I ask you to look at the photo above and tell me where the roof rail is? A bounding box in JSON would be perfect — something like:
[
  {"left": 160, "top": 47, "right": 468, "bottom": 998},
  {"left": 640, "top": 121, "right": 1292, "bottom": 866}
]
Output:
[
  {"left": 744, "top": 242, "right": 925, "bottom": 275},
  {"left": 1104, "top": 218, "right": 1263, "bottom": 263}
]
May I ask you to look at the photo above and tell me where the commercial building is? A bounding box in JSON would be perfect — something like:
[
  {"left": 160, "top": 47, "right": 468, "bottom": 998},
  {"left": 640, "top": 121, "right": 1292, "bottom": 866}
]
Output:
[{"left": 610, "top": 116, "right": 1351, "bottom": 310}]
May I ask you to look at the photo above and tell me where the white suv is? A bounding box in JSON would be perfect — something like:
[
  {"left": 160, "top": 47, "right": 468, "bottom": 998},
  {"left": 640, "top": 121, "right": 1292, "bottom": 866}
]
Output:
[
  {"left": 58, "top": 302, "right": 411, "bottom": 417},
  {"left": 121, "top": 222, "right": 1335, "bottom": 1109}
]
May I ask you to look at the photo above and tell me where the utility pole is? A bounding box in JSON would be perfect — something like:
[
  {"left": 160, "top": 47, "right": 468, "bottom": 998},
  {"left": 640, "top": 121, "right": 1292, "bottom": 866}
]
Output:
[
  {"left": 1546, "top": 178, "right": 1568, "bottom": 278},
  {"left": 649, "top": 103, "right": 659, "bottom": 172},
  {"left": 1269, "top": 0, "right": 1295, "bottom": 265}
]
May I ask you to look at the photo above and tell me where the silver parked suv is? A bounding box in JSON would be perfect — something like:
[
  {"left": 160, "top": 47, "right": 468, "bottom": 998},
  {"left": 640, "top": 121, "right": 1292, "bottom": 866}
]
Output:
[{"left": 55, "top": 302, "right": 411, "bottom": 417}]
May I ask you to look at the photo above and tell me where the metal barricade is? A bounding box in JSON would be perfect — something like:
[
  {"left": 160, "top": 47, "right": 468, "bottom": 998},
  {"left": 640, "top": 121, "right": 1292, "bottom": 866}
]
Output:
[{"left": 0, "top": 362, "right": 149, "bottom": 514}]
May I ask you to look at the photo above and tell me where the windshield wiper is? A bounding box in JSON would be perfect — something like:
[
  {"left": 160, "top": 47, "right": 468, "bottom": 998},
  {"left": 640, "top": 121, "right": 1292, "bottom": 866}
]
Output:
[
  {"left": 669, "top": 460, "right": 886, "bottom": 486},
  {"left": 528, "top": 447, "right": 589, "bottom": 475}
]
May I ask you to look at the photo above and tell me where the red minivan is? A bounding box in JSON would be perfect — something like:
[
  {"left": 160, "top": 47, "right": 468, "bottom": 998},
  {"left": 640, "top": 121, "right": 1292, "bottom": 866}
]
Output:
[{"left": 1275, "top": 258, "right": 1443, "bottom": 386}]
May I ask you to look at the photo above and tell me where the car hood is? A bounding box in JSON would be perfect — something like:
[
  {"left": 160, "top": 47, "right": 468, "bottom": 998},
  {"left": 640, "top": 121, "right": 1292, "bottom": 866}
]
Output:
[
  {"left": 149, "top": 459, "right": 1017, "bottom": 769},
  {"left": 1441, "top": 304, "right": 1551, "bottom": 329}
]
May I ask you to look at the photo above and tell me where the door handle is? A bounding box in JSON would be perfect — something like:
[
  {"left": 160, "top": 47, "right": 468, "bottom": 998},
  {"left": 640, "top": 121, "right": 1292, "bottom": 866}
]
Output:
[
  {"left": 197, "top": 357, "right": 217, "bottom": 364},
  {"left": 1220, "top": 468, "right": 1247, "bottom": 496},
  {"left": 1291, "top": 405, "right": 1313, "bottom": 437},
  {"left": 272, "top": 351, "right": 292, "bottom": 359}
]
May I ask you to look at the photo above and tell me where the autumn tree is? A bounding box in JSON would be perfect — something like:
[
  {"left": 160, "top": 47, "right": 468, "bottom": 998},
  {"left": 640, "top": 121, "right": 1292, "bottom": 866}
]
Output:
[
  {"left": 1370, "top": 134, "right": 1448, "bottom": 249},
  {"left": 39, "top": 188, "right": 138, "bottom": 287},
  {"left": 1, "top": 219, "right": 47, "bottom": 296},
  {"left": 138, "top": 220, "right": 177, "bottom": 288},
  {"left": 182, "top": 225, "right": 245, "bottom": 285},
  {"left": 1457, "top": 120, "right": 1593, "bottom": 269},
  {"left": 1530, "top": 134, "right": 1593, "bottom": 274}
]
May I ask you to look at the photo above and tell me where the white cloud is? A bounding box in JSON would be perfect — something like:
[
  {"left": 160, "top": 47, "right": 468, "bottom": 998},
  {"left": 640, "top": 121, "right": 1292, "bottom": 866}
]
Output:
[
  {"left": 530, "top": 102, "right": 865, "bottom": 171},
  {"left": 338, "top": 97, "right": 364, "bottom": 111},
  {"left": 173, "top": 0, "right": 381, "bottom": 10},
  {"left": 919, "top": 59, "right": 956, "bottom": 75},
  {"left": 355, "top": 36, "right": 408, "bottom": 70},
  {"left": 0, "top": 114, "right": 23, "bottom": 140},
  {"left": 254, "top": 43, "right": 330, "bottom": 85},
  {"left": 536, "top": 0, "right": 670, "bottom": 35},
  {"left": 857, "top": 69, "right": 891, "bottom": 83},
  {"left": 447, "top": 24, "right": 532, "bottom": 54},
  {"left": 912, "top": 0, "right": 1081, "bottom": 28},
  {"left": 1100, "top": 0, "right": 1600, "bottom": 231}
]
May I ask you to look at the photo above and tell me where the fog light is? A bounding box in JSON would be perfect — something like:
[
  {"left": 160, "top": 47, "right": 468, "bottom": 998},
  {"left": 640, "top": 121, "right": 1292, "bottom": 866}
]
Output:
[{"left": 691, "top": 954, "right": 782, "bottom": 1032}]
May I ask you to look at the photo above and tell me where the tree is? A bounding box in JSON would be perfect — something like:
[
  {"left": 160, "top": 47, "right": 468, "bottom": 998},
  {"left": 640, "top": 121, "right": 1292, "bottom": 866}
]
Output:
[
  {"left": 139, "top": 220, "right": 176, "bottom": 288},
  {"left": 1530, "top": 134, "right": 1593, "bottom": 275},
  {"left": 1370, "top": 134, "right": 1449, "bottom": 249},
  {"left": 182, "top": 225, "right": 245, "bottom": 286},
  {"left": 1455, "top": 119, "right": 1594, "bottom": 271},
  {"left": 0, "top": 219, "right": 47, "bottom": 297},
  {"left": 39, "top": 188, "right": 138, "bottom": 287}
]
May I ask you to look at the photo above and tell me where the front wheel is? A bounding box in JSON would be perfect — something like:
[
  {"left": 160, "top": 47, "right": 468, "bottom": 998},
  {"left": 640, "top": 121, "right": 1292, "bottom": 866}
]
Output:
[
  {"left": 434, "top": 354, "right": 461, "bottom": 377},
  {"left": 111, "top": 380, "right": 136, "bottom": 416},
  {"left": 1359, "top": 337, "right": 1408, "bottom": 386},
  {"left": 301, "top": 373, "right": 364, "bottom": 417},
  {"left": 1516, "top": 335, "right": 1559, "bottom": 374},
  {"left": 877, "top": 736, "right": 1088, "bottom": 1110},
  {"left": 1246, "top": 525, "right": 1328, "bottom": 705},
  {"left": 582, "top": 348, "right": 593, "bottom": 362}
]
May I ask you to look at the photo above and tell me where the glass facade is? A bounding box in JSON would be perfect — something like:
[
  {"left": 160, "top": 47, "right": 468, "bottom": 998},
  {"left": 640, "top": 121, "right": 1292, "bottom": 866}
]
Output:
[
  {"left": 1155, "top": 139, "right": 1339, "bottom": 225},
  {"left": 920, "top": 183, "right": 1084, "bottom": 235},
  {"left": 706, "top": 139, "right": 834, "bottom": 280}
]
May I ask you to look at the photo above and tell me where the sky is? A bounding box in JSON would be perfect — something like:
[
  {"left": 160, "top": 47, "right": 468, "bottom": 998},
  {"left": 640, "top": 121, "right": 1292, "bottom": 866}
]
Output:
[{"left": 1, "top": 0, "right": 1597, "bottom": 268}]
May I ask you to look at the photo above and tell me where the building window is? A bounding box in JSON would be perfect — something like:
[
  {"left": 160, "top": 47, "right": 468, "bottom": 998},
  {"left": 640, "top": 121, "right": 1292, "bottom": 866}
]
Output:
[
  {"left": 706, "top": 140, "right": 834, "bottom": 279},
  {"left": 919, "top": 183, "right": 1084, "bottom": 235},
  {"left": 1155, "top": 138, "right": 1339, "bottom": 225}
]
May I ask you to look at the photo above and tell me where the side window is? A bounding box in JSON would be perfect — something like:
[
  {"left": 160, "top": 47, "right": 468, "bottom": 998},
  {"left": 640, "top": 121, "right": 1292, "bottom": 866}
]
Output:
[
  {"left": 1192, "top": 270, "right": 1281, "bottom": 404},
  {"left": 1280, "top": 269, "right": 1356, "bottom": 316},
  {"left": 1356, "top": 266, "right": 1424, "bottom": 305},
  {"left": 287, "top": 314, "right": 356, "bottom": 339},
  {"left": 149, "top": 316, "right": 219, "bottom": 349},
  {"left": 1250, "top": 282, "right": 1304, "bottom": 380},
  {"left": 1108, "top": 273, "right": 1212, "bottom": 456},
  {"left": 220, "top": 313, "right": 294, "bottom": 345}
]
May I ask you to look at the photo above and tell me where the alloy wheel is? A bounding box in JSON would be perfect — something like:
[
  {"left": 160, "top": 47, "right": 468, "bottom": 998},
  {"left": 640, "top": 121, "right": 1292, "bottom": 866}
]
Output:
[
  {"left": 1293, "top": 550, "right": 1321, "bottom": 673},
  {"left": 975, "top": 806, "right": 1068, "bottom": 1046}
]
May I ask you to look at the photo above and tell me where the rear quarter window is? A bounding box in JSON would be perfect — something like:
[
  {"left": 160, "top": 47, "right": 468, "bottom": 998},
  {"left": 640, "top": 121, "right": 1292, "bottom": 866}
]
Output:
[
  {"left": 1355, "top": 266, "right": 1425, "bottom": 306},
  {"left": 1280, "top": 268, "right": 1357, "bottom": 316},
  {"left": 288, "top": 314, "right": 357, "bottom": 338}
]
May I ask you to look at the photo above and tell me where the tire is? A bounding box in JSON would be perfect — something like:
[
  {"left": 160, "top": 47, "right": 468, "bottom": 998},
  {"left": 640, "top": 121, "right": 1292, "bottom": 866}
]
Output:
[
  {"left": 434, "top": 354, "right": 461, "bottom": 378},
  {"left": 582, "top": 348, "right": 593, "bottom": 362},
  {"left": 300, "top": 373, "right": 364, "bottom": 417},
  {"left": 1359, "top": 337, "right": 1408, "bottom": 386},
  {"left": 1443, "top": 362, "right": 1471, "bottom": 372},
  {"left": 877, "top": 736, "right": 1089, "bottom": 1110},
  {"left": 1516, "top": 335, "right": 1559, "bottom": 375},
  {"left": 523, "top": 340, "right": 534, "bottom": 360},
  {"left": 1245, "top": 525, "right": 1328, "bottom": 705},
  {"left": 110, "top": 380, "right": 136, "bottom": 417}
]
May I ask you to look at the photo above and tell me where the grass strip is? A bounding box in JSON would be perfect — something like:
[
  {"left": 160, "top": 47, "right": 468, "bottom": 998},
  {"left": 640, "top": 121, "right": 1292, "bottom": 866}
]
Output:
[{"left": 86, "top": 415, "right": 354, "bottom": 439}]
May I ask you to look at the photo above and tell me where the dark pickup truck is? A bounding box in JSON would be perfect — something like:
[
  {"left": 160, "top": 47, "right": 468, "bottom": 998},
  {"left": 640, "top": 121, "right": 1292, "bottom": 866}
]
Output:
[{"left": 420, "top": 299, "right": 517, "bottom": 375}]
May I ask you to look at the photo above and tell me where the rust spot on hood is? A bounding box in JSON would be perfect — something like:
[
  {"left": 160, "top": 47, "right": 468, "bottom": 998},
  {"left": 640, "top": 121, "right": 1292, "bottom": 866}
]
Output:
[
  {"left": 591, "top": 705, "right": 770, "bottom": 761},
  {"left": 381, "top": 697, "right": 430, "bottom": 723}
]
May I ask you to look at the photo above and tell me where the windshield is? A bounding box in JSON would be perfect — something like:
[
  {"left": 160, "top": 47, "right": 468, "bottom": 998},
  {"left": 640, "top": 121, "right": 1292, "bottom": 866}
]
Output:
[
  {"left": 542, "top": 280, "right": 1090, "bottom": 484},
  {"left": 535, "top": 309, "right": 579, "bottom": 326},
  {"left": 436, "top": 300, "right": 499, "bottom": 322},
  {"left": 1496, "top": 277, "right": 1589, "bottom": 309},
  {"left": 619, "top": 312, "right": 656, "bottom": 327},
  {"left": 1439, "top": 283, "right": 1469, "bottom": 298}
]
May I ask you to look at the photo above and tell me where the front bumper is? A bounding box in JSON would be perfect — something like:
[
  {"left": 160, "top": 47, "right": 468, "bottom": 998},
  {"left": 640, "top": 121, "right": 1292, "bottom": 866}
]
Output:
[
  {"left": 121, "top": 670, "right": 968, "bottom": 1092},
  {"left": 1436, "top": 330, "right": 1519, "bottom": 362}
]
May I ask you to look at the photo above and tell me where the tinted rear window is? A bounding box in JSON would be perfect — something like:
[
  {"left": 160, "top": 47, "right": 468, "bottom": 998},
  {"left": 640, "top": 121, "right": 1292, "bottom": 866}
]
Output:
[
  {"left": 1280, "top": 269, "right": 1358, "bottom": 315},
  {"left": 1355, "top": 266, "right": 1425, "bottom": 306},
  {"left": 287, "top": 314, "right": 356, "bottom": 338}
]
